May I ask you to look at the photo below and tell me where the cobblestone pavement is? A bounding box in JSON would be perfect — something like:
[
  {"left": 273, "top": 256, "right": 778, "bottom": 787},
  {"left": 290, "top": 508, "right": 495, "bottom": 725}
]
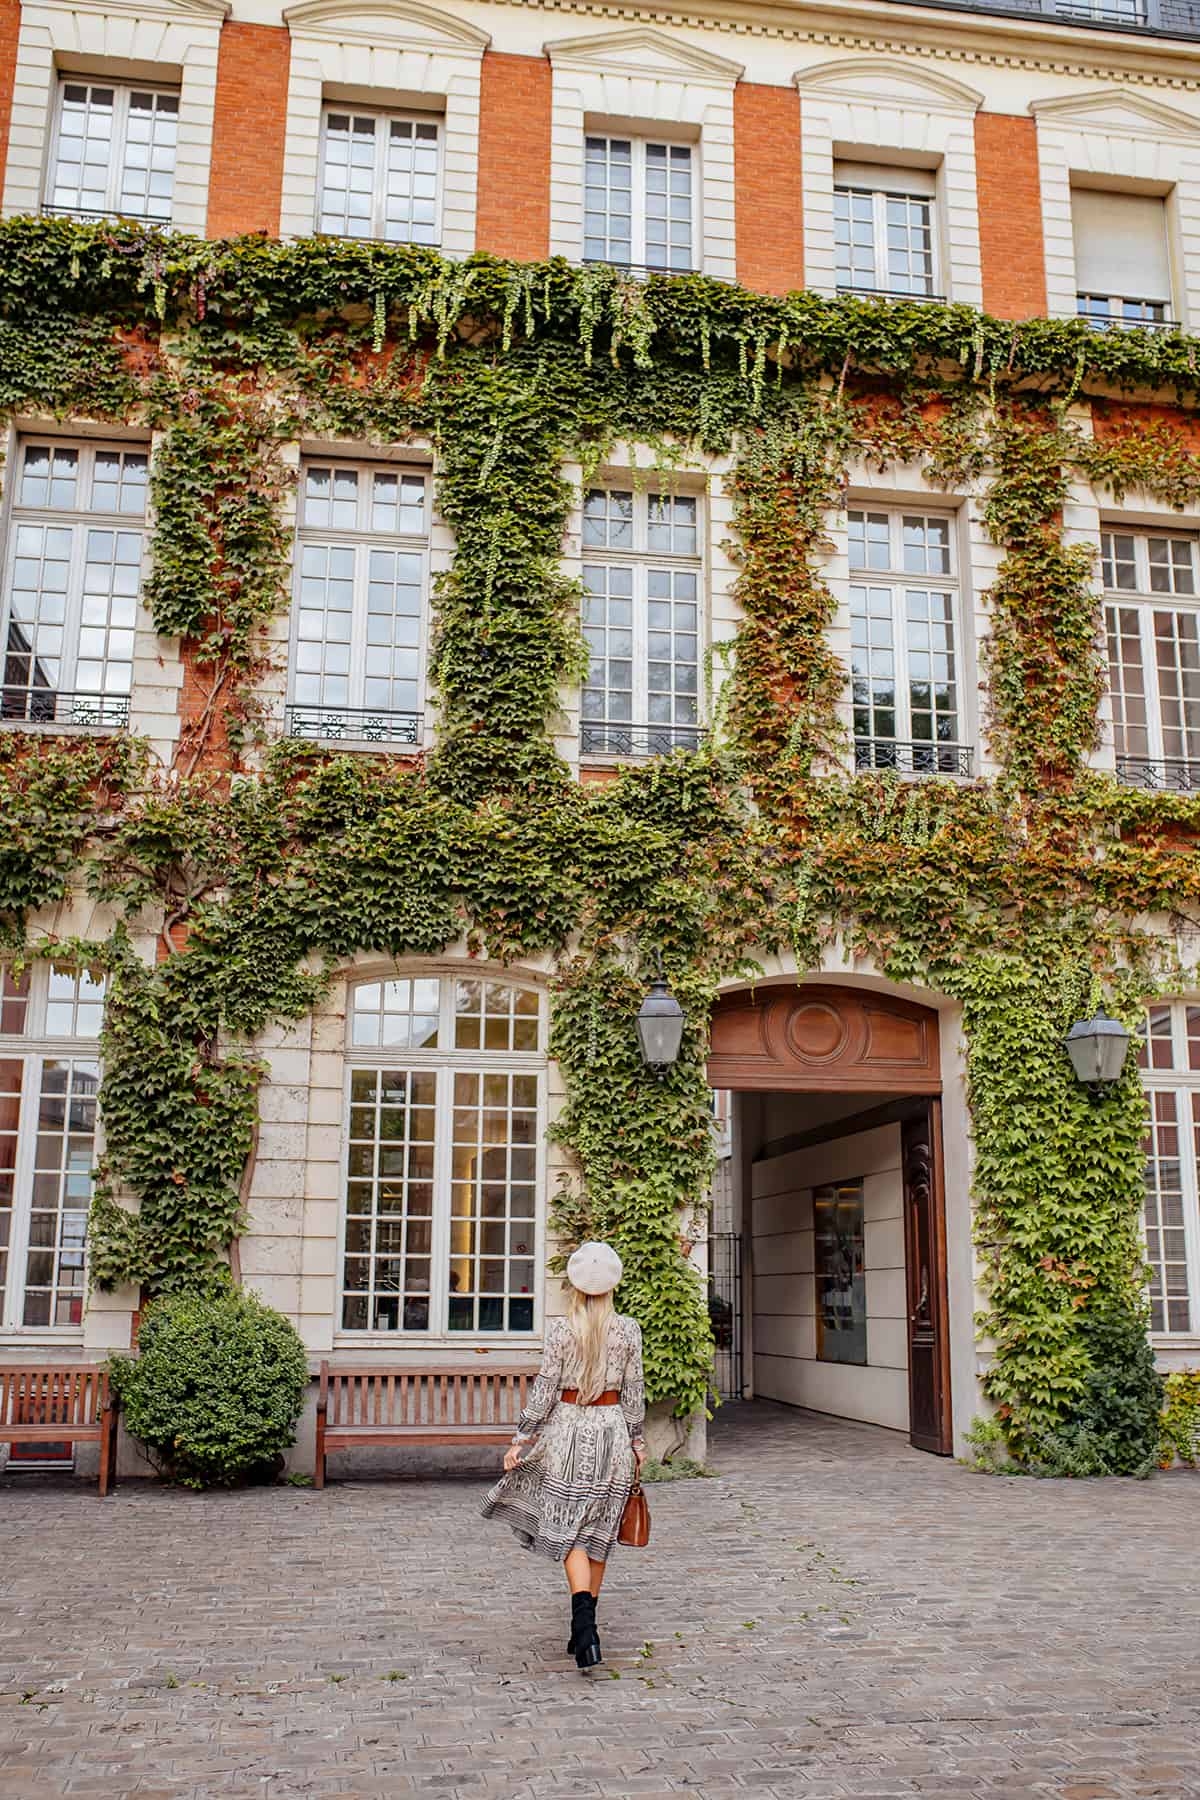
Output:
[{"left": 1, "top": 1400, "right": 1198, "bottom": 1800}]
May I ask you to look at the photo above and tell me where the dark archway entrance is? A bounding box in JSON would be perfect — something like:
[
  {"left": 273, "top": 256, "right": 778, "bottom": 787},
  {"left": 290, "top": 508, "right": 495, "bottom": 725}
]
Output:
[{"left": 708, "top": 984, "right": 952, "bottom": 1456}]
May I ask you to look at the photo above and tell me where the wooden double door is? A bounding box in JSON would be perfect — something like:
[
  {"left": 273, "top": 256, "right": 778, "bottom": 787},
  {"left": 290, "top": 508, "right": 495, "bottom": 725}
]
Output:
[{"left": 709, "top": 983, "right": 953, "bottom": 1457}]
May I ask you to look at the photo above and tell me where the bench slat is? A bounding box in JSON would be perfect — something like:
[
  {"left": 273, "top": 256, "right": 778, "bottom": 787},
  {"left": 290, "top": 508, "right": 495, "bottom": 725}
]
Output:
[{"left": 315, "top": 1362, "right": 536, "bottom": 1482}]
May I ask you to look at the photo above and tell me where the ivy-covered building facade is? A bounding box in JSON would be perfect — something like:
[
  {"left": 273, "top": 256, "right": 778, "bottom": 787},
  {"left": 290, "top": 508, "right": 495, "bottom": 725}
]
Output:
[{"left": 2, "top": 0, "right": 1200, "bottom": 1476}]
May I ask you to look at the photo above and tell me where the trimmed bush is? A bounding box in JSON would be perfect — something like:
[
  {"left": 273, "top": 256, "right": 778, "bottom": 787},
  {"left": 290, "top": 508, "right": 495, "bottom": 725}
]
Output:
[
  {"left": 1027, "top": 1305, "right": 1165, "bottom": 1478},
  {"left": 109, "top": 1285, "right": 309, "bottom": 1488}
]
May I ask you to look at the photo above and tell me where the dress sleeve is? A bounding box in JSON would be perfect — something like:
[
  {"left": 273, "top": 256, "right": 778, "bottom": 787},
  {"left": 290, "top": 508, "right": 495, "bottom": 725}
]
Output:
[
  {"left": 620, "top": 1318, "right": 646, "bottom": 1449},
  {"left": 512, "top": 1319, "right": 566, "bottom": 1444}
]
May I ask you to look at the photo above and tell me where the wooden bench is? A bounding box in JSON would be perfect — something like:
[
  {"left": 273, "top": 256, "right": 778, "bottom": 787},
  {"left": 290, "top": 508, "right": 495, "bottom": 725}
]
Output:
[
  {"left": 315, "top": 1363, "right": 532, "bottom": 1487},
  {"left": 0, "top": 1365, "right": 119, "bottom": 1496}
]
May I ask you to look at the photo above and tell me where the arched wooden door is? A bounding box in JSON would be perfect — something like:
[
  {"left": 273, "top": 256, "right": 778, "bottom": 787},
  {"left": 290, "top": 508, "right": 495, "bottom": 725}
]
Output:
[{"left": 709, "top": 984, "right": 952, "bottom": 1455}]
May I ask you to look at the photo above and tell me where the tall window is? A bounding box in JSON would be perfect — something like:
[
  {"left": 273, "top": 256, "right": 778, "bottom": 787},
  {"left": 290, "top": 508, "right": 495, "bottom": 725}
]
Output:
[
  {"left": 584, "top": 136, "right": 695, "bottom": 273},
  {"left": 317, "top": 109, "right": 440, "bottom": 244},
  {"left": 1138, "top": 1002, "right": 1200, "bottom": 1335},
  {"left": 341, "top": 975, "right": 542, "bottom": 1336},
  {"left": 0, "top": 966, "right": 104, "bottom": 1330},
  {"left": 848, "top": 507, "right": 966, "bottom": 774},
  {"left": 1103, "top": 529, "right": 1200, "bottom": 790},
  {"left": 288, "top": 461, "right": 428, "bottom": 747},
  {"left": 580, "top": 486, "right": 701, "bottom": 757},
  {"left": 814, "top": 1179, "right": 867, "bottom": 1365},
  {"left": 834, "top": 163, "right": 937, "bottom": 299},
  {"left": 46, "top": 81, "right": 178, "bottom": 223},
  {"left": 1, "top": 440, "right": 145, "bottom": 729},
  {"left": 1073, "top": 189, "right": 1173, "bottom": 331}
]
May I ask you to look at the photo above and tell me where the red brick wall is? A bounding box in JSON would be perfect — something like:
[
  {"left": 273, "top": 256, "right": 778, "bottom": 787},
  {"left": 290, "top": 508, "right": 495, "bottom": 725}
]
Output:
[
  {"left": 0, "top": 0, "right": 20, "bottom": 203},
  {"left": 974, "top": 112, "right": 1047, "bottom": 320},
  {"left": 207, "top": 21, "right": 291, "bottom": 238},
  {"left": 734, "top": 83, "right": 804, "bottom": 296},
  {"left": 476, "top": 50, "right": 551, "bottom": 261}
]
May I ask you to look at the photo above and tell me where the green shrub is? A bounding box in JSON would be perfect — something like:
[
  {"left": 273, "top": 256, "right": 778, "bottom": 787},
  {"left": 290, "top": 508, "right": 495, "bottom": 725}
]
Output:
[
  {"left": 109, "top": 1285, "right": 309, "bottom": 1488},
  {"left": 1159, "top": 1369, "right": 1200, "bottom": 1470},
  {"left": 1026, "top": 1304, "right": 1164, "bottom": 1478}
]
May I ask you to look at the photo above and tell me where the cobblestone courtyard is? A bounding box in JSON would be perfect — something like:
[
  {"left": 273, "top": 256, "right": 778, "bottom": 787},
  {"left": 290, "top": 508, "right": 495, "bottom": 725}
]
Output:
[{"left": 1, "top": 1401, "right": 1197, "bottom": 1800}]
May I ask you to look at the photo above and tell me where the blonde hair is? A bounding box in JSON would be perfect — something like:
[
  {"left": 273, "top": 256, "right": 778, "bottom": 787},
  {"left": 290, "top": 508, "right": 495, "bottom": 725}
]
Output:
[{"left": 567, "top": 1286, "right": 616, "bottom": 1405}]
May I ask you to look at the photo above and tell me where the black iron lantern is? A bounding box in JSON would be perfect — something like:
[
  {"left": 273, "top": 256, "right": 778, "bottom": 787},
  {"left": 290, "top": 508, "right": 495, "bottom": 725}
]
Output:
[
  {"left": 1065, "top": 1005, "right": 1131, "bottom": 1098},
  {"left": 636, "top": 974, "right": 685, "bottom": 1078}
]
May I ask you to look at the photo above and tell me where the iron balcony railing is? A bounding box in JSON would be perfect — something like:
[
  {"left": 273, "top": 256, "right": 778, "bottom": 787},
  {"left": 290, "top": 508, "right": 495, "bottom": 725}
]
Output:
[
  {"left": 837, "top": 284, "right": 949, "bottom": 305},
  {"left": 284, "top": 704, "right": 423, "bottom": 748},
  {"left": 40, "top": 203, "right": 171, "bottom": 227},
  {"left": 887, "top": 0, "right": 1200, "bottom": 42},
  {"left": 0, "top": 688, "right": 130, "bottom": 730},
  {"left": 580, "top": 721, "right": 706, "bottom": 758},
  {"left": 1114, "top": 755, "right": 1200, "bottom": 792},
  {"left": 855, "top": 737, "right": 975, "bottom": 777}
]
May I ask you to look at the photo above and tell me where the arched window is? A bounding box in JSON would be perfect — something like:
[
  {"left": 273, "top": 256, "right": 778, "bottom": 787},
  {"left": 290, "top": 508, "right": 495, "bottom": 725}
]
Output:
[
  {"left": 0, "top": 965, "right": 104, "bottom": 1331},
  {"left": 341, "top": 974, "right": 543, "bottom": 1337}
]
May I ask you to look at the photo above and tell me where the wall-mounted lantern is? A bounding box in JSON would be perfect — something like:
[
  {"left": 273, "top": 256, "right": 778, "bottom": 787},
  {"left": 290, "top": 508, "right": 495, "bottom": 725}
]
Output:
[
  {"left": 1065, "top": 1005, "right": 1131, "bottom": 1099},
  {"left": 636, "top": 973, "right": 685, "bottom": 1079}
]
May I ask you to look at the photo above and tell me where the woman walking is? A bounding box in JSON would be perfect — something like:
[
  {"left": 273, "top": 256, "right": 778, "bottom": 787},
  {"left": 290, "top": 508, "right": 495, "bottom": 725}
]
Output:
[{"left": 481, "top": 1241, "right": 646, "bottom": 1670}]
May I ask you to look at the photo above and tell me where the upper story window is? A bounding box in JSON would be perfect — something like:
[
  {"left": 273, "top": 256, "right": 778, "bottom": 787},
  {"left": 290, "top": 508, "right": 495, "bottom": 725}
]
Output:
[
  {"left": 317, "top": 107, "right": 440, "bottom": 245},
  {"left": 834, "top": 162, "right": 937, "bottom": 301},
  {"left": 0, "top": 965, "right": 104, "bottom": 1332},
  {"left": 342, "top": 974, "right": 543, "bottom": 1338},
  {"left": 1, "top": 440, "right": 145, "bottom": 731},
  {"left": 1139, "top": 1000, "right": 1200, "bottom": 1336},
  {"left": 1073, "top": 189, "right": 1174, "bottom": 332},
  {"left": 46, "top": 80, "right": 178, "bottom": 224},
  {"left": 1103, "top": 528, "right": 1200, "bottom": 791},
  {"left": 584, "top": 135, "right": 695, "bottom": 274},
  {"left": 287, "top": 461, "right": 428, "bottom": 750},
  {"left": 848, "top": 506, "right": 968, "bottom": 775},
  {"left": 580, "top": 486, "right": 702, "bottom": 758}
]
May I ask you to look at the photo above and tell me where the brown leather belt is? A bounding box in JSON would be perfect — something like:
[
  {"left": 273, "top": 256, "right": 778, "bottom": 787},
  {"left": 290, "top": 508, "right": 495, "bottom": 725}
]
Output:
[{"left": 561, "top": 1389, "right": 620, "bottom": 1406}]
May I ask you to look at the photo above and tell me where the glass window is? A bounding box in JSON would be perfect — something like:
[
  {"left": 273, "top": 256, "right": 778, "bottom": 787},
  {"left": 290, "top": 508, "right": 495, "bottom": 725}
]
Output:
[
  {"left": 584, "top": 136, "right": 695, "bottom": 274},
  {"left": 341, "top": 974, "right": 543, "bottom": 1337},
  {"left": 1137, "top": 1002, "right": 1200, "bottom": 1334},
  {"left": 288, "top": 462, "right": 428, "bottom": 746},
  {"left": 1, "top": 441, "right": 145, "bottom": 729},
  {"left": 318, "top": 110, "right": 440, "bottom": 245},
  {"left": 848, "top": 507, "right": 964, "bottom": 774},
  {"left": 834, "top": 179, "right": 936, "bottom": 298},
  {"left": 0, "top": 967, "right": 104, "bottom": 1331},
  {"left": 814, "top": 1179, "right": 867, "bottom": 1365},
  {"left": 1102, "top": 530, "right": 1200, "bottom": 789},
  {"left": 580, "top": 486, "right": 702, "bottom": 757},
  {"left": 47, "top": 81, "right": 178, "bottom": 223},
  {"left": 1073, "top": 188, "right": 1171, "bottom": 330}
]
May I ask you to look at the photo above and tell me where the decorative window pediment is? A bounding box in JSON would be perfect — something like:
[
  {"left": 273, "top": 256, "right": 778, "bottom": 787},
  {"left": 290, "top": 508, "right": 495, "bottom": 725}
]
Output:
[
  {"left": 544, "top": 27, "right": 743, "bottom": 89},
  {"left": 283, "top": 0, "right": 490, "bottom": 55},
  {"left": 1029, "top": 88, "right": 1200, "bottom": 142},
  {"left": 794, "top": 57, "right": 982, "bottom": 115},
  {"left": 59, "top": 0, "right": 229, "bottom": 19}
]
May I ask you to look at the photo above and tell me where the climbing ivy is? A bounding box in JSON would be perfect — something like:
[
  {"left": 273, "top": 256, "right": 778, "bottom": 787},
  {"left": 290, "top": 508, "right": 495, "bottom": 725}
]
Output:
[{"left": 3, "top": 215, "right": 1200, "bottom": 1454}]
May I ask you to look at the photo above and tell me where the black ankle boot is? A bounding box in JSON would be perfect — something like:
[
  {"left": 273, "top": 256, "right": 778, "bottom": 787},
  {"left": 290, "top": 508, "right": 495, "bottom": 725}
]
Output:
[
  {"left": 570, "top": 1590, "right": 601, "bottom": 1669},
  {"left": 567, "top": 1597, "right": 598, "bottom": 1656}
]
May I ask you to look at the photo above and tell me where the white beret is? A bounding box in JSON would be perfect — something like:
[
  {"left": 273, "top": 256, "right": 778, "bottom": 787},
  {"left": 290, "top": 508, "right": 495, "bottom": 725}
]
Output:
[{"left": 566, "top": 1240, "right": 623, "bottom": 1296}]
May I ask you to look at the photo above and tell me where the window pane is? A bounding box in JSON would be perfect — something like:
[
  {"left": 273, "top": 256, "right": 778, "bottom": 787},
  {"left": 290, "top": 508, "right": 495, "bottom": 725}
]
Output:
[
  {"left": 340, "top": 1066, "right": 439, "bottom": 1332},
  {"left": 584, "top": 136, "right": 633, "bottom": 266},
  {"left": 1143, "top": 1088, "right": 1195, "bottom": 1334},
  {"left": 0, "top": 1058, "right": 24, "bottom": 1319},
  {"left": 21, "top": 1059, "right": 97, "bottom": 1328},
  {"left": 1105, "top": 605, "right": 1149, "bottom": 761},
  {"left": 350, "top": 978, "right": 439, "bottom": 1050},
  {"left": 814, "top": 1180, "right": 866, "bottom": 1363},
  {"left": 447, "top": 1069, "right": 538, "bottom": 1331},
  {"left": 319, "top": 112, "right": 378, "bottom": 238},
  {"left": 382, "top": 116, "right": 441, "bottom": 247}
]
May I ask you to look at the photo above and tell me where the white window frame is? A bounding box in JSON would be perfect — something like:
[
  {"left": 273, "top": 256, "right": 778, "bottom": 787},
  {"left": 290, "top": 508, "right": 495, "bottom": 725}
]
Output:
[
  {"left": 44, "top": 78, "right": 180, "bottom": 224},
  {"left": 1102, "top": 526, "right": 1200, "bottom": 787},
  {"left": 833, "top": 180, "right": 939, "bottom": 300},
  {"left": 1139, "top": 1000, "right": 1200, "bottom": 1342},
  {"left": 337, "top": 973, "right": 546, "bottom": 1345},
  {"left": 1, "top": 438, "right": 147, "bottom": 731},
  {"left": 0, "top": 965, "right": 104, "bottom": 1340},
  {"left": 583, "top": 134, "right": 700, "bottom": 274},
  {"left": 580, "top": 484, "right": 705, "bottom": 758},
  {"left": 287, "top": 458, "right": 430, "bottom": 748},
  {"left": 847, "top": 504, "right": 967, "bottom": 774},
  {"left": 315, "top": 104, "right": 442, "bottom": 246}
]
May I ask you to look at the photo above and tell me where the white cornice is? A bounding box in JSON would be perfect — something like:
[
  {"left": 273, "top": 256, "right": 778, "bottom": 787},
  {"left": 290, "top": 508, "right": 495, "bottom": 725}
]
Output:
[
  {"left": 795, "top": 54, "right": 983, "bottom": 111},
  {"left": 544, "top": 25, "right": 744, "bottom": 82},
  {"left": 283, "top": 0, "right": 491, "bottom": 52},
  {"left": 1030, "top": 85, "right": 1200, "bottom": 137},
  {"left": 33, "top": 0, "right": 231, "bottom": 19}
]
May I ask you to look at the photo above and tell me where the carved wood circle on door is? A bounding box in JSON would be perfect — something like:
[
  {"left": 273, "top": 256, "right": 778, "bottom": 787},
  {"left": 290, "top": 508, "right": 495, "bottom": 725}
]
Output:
[{"left": 707, "top": 983, "right": 941, "bottom": 1093}]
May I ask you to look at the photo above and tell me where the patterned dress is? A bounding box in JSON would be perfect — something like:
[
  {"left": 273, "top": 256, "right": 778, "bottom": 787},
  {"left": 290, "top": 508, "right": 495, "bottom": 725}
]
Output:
[{"left": 481, "top": 1314, "right": 646, "bottom": 1563}]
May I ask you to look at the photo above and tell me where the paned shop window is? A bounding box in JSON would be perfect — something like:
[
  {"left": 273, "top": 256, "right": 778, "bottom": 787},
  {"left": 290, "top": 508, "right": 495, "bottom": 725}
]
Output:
[
  {"left": 287, "top": 461, "right": 428, "bottom": 747},
  {"left": 1, "top": 440, "right": 145, "bottom": 730},
  {"left": 318, "top": 108, "right": 440, "bottom": 245},
  {"left": 341, "top": 975, "right": 543, "bottom": 1336},
  {"left": 46, "top": 81, "right": 178, "bottom": 223},
  {"left": 848, "top": 507, "right": 967, "bottom": 775},
  {"left": 0, "top": 966, "right": 105, "bottom": 1330},
  {"left": 1103, "top": 529, "right": 1200, "bottom": 791},
  {"left": 834, "top": 162, "right": 937, "bottom": 300},
  {"left": 580, "top": 486, "right": 702, "bottom": 757},
  {"left": 1138, "top": 1002, "right": 1200, "bottom": 1334},
  {"left": 584, "top": 136, "right": 695, "bottom": 273}
]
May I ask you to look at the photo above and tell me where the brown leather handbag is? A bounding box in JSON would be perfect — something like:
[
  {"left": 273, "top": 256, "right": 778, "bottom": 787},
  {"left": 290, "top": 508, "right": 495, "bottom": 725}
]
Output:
[{"left": 618, "top": 1481, "right": 650, "bottom": 1547}]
